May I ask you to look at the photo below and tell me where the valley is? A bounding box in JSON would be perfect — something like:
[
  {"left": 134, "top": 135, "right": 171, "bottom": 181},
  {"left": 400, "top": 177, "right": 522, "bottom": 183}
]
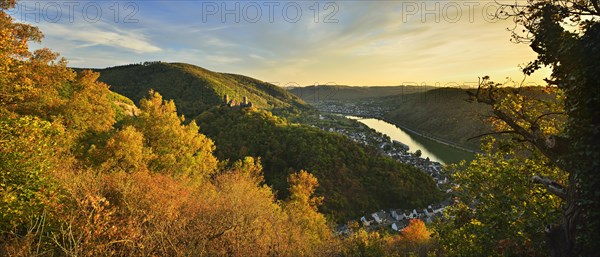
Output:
[
  {"left": 2, "top": 0, "right": 594, "bottom": 254},
  {"left": 3, "top": 0, "right": 594, "bottom": 254},
  {"left": 88, "top": 63, "right": 488, "bottom": 223},
  {"left": 290, "top": 85, "right": 495, "bottom": 151},
  {"left": 82, "top": 62, "right": 450, "bottom": 222}
]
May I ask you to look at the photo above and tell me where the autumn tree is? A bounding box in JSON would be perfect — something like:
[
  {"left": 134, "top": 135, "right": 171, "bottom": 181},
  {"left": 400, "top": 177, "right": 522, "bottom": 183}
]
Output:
[
  {"left": 0, "top": 0, "right": 44, "bottom": 109},
  {"left": 341, "top": 228, "right": 388, "bottom": 257},
  {"left": 0, "top": 116, "right": 65, "bottom": 231},
  {"left": 283, "top": 170, "right": 332, "bottom": 255},
  {"left": 229, "top": 156, "right": 264, "bottom": 181},
  {"left": 203, "top": 158, "right": 285, "bottom": 256},
  {"left": 59, "top": 70, "right": 115, "bottom": 136},
  {"left": 402, "top": 219, "right": 430, "bottom": 244},
  {"left": 1, "top": 0, "right": 115, "bottom": 139},
  {"left": 0, "top": 0, "right": 74, "bottom": 238},
  {"left": 129, "top": 90, "right": 218, "bottom": 180},
  {"left": 400, "top": 219, "right": 432, "bottom": 255},
  {"left": 464, "top": 0, "right": 600, "bottom": 255},
  {"left": 95, "top": 125, "right": 152, "bottom": 173},
  {"left": 340, "top": 219, "right": 435, "bottom": 257}
]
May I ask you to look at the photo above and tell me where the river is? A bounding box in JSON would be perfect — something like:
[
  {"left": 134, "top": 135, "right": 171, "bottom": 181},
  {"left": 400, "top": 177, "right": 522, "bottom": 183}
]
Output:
[{"left": 346, "top": 116, "right": 475, "bottom": 165}]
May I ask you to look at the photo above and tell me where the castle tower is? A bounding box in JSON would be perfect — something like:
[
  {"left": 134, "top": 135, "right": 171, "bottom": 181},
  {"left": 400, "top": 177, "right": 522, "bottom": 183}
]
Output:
[
  {"left": 242, "top": 96, "right": 248, "bottom": 106},
  {"left": 224, "top": 94, "right": 229, "bottom": 104}
]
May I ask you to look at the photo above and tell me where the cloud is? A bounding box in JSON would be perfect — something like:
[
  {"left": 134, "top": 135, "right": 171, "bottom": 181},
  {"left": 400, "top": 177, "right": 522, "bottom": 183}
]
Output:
[
  {"left": 39, "top": 22, "right": 161, "bottom": 54},
  {"left": 21, "top": 0, "right": 549, "bottom": 86}
]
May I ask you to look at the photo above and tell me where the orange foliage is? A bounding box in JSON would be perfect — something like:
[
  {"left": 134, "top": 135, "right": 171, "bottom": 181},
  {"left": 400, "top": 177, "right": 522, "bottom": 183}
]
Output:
[
  {"left": 45, "top": 159, "right": 337, "bottom": 256},
  {"left": 401, "top": 219, "right": 431, "bottom": 243}
]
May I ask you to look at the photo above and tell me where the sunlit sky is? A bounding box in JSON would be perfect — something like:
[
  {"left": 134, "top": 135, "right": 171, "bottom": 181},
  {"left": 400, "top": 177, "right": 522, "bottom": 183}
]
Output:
[{"left": 11, "top": 0, "right": 551, "bottom": 86}]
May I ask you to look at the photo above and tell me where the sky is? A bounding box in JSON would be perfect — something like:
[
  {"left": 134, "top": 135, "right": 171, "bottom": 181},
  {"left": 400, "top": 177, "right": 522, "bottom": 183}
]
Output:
[{"left": 10, "top": 0, "right": 551, "bottom": 87}]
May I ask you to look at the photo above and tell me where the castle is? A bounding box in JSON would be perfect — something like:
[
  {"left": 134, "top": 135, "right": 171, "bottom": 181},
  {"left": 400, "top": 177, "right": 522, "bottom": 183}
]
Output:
[{"left": 223, "top": 94, "right": 253, "bottom": 108}]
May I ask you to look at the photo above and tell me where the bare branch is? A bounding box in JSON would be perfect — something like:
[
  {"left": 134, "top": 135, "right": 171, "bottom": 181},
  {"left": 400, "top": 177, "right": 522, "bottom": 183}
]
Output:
[
  {"left": 593, "top": 0, "right": 600, "bottom": 14},
  {"left": 544, "top": 78, "right": 560, "bottom": 86},
  {"left": 532, "top": 174, "right": 567, "bottom": 199},
  {"left": 468, "top": 76, "right": 571, "bottom": 172},
  {"left": 467, "top": 130, "right": 518, "bottom": 141}
]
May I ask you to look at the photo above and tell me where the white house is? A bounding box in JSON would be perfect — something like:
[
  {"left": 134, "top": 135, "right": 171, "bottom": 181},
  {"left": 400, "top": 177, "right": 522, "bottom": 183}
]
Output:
[
  {"left": 433, "top": 206, "right": 446, "bottom": 214},
  {"left": 424, "top": 208, "right": 432, "bottom": 217},
  {"left": 361, "top": 216, "right": 371, "bottom": 226},
  {"left": 391, "top": 210, "right": 399, "bottom": 220},
  {"left": 371, "top": 213, "right": 382, "bottom": 224}
]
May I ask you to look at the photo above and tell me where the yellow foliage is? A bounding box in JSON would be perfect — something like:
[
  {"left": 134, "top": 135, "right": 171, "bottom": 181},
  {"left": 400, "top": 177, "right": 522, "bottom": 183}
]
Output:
[
  {"left": 401, "top": 219, "right": 431, "bottom": 243},
  {"left": 129, "top": 90, "right": 218, "bottom": 180},
  {"left": 97, "top": 126, "right": 152, "bottom": 173}
]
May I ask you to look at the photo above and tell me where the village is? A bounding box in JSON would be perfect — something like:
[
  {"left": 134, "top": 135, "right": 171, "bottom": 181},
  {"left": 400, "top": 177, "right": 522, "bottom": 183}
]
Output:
[
  {"left": 311, "top": 100, "right": 394, "bottom": 119},
  {"left": 222, "top": 95, "right": 456, "bottom": 234},
  {"left": 309, "top": 112, "right": 455, "bottom": 235}
]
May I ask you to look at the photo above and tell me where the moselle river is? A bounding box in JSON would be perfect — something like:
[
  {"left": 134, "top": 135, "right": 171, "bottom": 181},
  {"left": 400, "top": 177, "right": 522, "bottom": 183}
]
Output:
[{"left": 346, "top": 116, "right": 475, "bottom": 165}]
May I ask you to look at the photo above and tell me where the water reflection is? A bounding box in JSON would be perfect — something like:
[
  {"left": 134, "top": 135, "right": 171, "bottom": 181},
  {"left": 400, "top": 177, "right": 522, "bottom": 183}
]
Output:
[{"left": 346, "top": 116, "right": 475, "bottom": 165}]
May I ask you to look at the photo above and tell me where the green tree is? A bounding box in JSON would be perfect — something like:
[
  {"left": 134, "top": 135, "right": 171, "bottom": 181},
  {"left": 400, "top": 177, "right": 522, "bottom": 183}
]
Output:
[
  {"left": 414, "top": 149, "right": 422, "bottom": 158},
  {"left": 437, "top": 137, "right": 564, "bottom": 256},
  {"left": 467, "top": 0, "right": 600, "bottom": 254},
  {"left": 0, "top": 116, "right": 65, "bottom": 231}
]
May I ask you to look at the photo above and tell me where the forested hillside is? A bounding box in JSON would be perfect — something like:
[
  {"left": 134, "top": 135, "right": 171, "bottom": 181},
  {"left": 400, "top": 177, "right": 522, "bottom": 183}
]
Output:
[
  {"left": 290, "top": 85, "right": 434, "bottom": 102},
  {"left": 85, "top": 62, "right": 444, "bottom": 221},
  {"left": 197, "top": 107, "right": 442, "bottom": 221},
  {"left": 382, "top": 88, "right": 493, "bottom": 150},
  {"left": 91, "top": 62, "right": 308, "bottom": 118}
]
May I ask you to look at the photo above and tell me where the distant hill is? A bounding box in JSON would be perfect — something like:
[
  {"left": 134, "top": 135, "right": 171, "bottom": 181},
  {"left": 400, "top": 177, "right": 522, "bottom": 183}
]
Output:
[
  {"left": 291, "top": 86, "right": 556, "bottom": 151},
  {"left": 88, "top": 62, "right": 308, "bottom": 118},
  {"left": 380, "top": 87, "right": 558, "bottom": 151},
  {"left": 289, "top": 85, "right": 494, "bottom": 151},
  {"left": 381, "top": 88, "right": 493, "bottom": 150},
  {"left": 289, "top": 85, "right": 436, "bottom": 102}
]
